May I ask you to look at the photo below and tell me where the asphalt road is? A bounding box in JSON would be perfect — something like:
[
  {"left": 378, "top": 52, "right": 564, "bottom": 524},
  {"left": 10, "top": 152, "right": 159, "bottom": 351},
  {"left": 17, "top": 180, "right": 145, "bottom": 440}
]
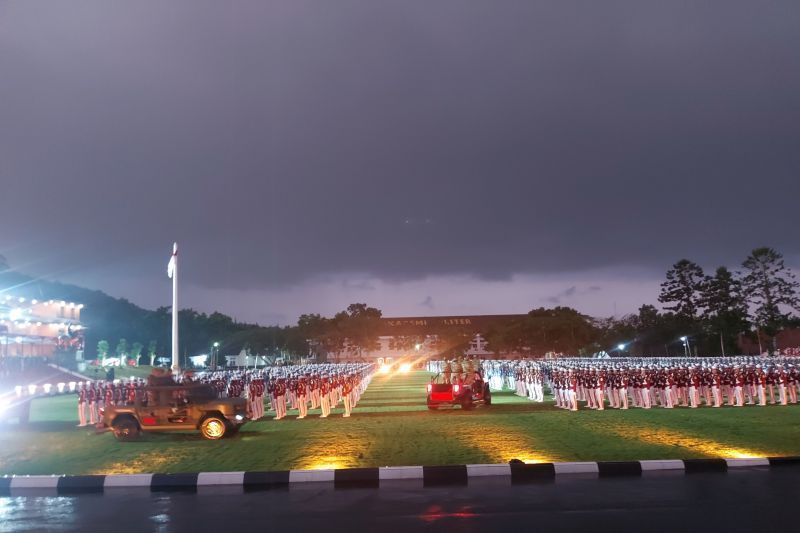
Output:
[{"left": 2, "top": 466, "right": 798, "bottom": 532}]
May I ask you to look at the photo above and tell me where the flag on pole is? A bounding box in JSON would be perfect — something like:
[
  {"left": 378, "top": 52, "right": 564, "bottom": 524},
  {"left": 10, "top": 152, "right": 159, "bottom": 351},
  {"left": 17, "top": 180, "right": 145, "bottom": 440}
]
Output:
[{"left": 167, "top": 243, "right": 177, "bottom": 279}]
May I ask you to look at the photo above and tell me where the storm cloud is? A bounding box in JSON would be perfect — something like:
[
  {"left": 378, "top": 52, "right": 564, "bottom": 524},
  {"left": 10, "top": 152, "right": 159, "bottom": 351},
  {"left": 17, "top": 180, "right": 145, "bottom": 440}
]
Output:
[{"left": 2, "top": 1, "right": 799, "bottom": 322}]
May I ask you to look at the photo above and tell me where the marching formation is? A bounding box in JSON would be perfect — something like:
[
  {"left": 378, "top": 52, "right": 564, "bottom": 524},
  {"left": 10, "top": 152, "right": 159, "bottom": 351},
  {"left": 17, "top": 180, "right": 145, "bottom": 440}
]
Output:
[
  {"left": 433, "top": 357, "right": 800, "bottom": 411},
  {"left": 74, "top": 362, "right": 375, "bottom": 426},
  {"left": 542, "top": 358, "right": 800, "bottom": 411},
  {"left": 194, "top": 363, "right": 375, "bottom": 420}
]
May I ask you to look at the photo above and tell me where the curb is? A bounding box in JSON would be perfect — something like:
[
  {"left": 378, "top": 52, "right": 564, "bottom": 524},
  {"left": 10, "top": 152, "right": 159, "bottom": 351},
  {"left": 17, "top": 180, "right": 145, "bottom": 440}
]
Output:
[{"left": 2, "top": 457, "right": 798, "bottom": 494}]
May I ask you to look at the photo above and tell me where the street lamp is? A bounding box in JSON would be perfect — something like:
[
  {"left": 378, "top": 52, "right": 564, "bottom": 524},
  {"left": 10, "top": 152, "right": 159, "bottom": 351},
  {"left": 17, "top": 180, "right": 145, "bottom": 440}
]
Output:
[
  {"left": 211, "top": 342, "right": 220, "bottom": 369},
  {"left": 680, "top": 336, "right": 690, "bottom": 357}
]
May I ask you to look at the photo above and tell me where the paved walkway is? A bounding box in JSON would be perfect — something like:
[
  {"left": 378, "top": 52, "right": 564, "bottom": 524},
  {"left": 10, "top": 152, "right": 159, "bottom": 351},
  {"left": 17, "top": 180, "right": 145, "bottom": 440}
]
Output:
[{"left": 1, "top": 465, "right": 797, "bottom": 532}]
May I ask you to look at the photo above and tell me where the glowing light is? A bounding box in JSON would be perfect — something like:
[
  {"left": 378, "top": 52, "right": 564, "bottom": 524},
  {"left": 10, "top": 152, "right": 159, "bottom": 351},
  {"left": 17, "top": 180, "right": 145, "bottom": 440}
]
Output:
[
  {"left": 680, "top": 336, "right": 688, "bottom": 342},
  {"left": 379, "top": 364, "right": 390, "bottom": 374},
  {"left": 18, "top": 297, "right": 25, "bottom": 303},
  {"left": 27, "top": 384, "right": 37, "bottom": 395},
  {"left": 68, "top": 382, "right": 76, "bottom": 392},
  {"left": 617, "top": 344, "right": 625, "bottom": 351},
  {"left": 9, "top": 308, "right": 22, "bottom": 321},
  {"left": 454, "top": 425, "right": 556, "bottom": 464},
  {"left": 14, "top": 386, "right": 22, "bottom": 397},
  {"left": 57, "top": 383, "right": 66, "bottom": 393},
  {"left": 415, "top": 344, "right": 422, "bottom": 351},
  {"left": 31, "top": 299, "right": 38, "bottom": 305},
  {"left": 43, "top": 384, "right": 52, "bottom": 394},
  {"left": 399, "top": 363, "right": 412, "bottom": 373},
  {"left": 607, "top": 424, "right": 770, "bottom": 459}
]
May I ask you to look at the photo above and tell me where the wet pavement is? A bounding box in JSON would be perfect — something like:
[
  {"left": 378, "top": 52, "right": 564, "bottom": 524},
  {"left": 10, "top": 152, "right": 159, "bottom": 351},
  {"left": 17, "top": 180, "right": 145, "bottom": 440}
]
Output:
[{"left": 1, "top": 466, "right": 798, "bottom": 532}]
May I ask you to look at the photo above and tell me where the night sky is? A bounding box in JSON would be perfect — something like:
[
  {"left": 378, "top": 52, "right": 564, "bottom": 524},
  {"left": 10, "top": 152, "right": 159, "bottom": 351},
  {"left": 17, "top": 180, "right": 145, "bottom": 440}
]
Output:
[{"left": 2, "top": 1, "right": 799, "bottom": 324}]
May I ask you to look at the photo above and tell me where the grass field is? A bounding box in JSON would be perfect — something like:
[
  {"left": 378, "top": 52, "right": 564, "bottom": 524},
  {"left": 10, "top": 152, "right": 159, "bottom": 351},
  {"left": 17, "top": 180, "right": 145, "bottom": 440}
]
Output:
[
  {"left": 2, "top": 371, "right": 800, "bottom": 475},
  {"left": 79, "top": 365, "right": 156, "bottom": 381}
]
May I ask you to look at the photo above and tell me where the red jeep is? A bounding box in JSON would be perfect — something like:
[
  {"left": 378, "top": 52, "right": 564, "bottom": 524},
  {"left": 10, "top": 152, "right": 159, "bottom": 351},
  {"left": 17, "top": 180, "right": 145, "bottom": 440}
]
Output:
[{"left": 426, "top": 371, "right": 492, "bottom": 410}]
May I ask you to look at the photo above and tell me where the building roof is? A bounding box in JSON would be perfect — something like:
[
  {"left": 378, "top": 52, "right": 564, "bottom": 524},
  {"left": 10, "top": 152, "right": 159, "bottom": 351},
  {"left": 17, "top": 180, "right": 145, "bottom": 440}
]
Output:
[{"left": 378, "top": 314, "right": 524, "bottom": 336}]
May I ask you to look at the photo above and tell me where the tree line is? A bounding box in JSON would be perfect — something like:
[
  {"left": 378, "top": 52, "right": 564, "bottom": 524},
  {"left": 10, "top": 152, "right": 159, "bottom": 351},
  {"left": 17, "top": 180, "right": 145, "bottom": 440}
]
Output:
[
  {"left": 89, "top": 246, "right": 800, "bottom": 363},
  {"left": 485, "top": 247, "right": 800, "bottom": 357}
]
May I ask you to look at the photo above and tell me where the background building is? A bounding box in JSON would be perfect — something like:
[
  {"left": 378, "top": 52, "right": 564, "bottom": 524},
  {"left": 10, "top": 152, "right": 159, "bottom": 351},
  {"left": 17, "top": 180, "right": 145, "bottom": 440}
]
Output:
[
  {"left": 328, "top": 314, "right": 524, "bottom": 362},
  {"left": 0, "top": 295, "right": 84, "bottom": 359}
]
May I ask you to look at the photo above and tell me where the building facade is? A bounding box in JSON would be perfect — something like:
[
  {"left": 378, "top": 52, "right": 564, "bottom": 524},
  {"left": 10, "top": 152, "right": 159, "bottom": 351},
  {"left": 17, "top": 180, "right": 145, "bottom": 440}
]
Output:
[
  {"left": 327, "top": 314, "right": 524, "bottom": 362},
  {"left": 0, "top": 295, "right": 84, "bottom": 358}
]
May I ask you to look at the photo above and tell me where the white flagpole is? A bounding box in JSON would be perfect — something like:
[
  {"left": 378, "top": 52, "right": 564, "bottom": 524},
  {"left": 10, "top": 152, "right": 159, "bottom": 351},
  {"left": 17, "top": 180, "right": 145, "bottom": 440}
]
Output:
[{"left": 169, "top": 242, "right": 180, "bottom": 375}]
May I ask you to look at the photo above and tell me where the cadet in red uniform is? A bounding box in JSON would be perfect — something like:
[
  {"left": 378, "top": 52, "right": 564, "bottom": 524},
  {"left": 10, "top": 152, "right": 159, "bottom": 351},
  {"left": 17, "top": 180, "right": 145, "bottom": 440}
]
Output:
[
  {"left": 254, "top": 376, "right": 265, "bottom": 419},
  {"left": 733, "top": 367, "right": 745, "bottom": 407},
  {"left": 788, "top": 366, "right": 798, "bottom": 404},
  {"left": 104, "top": 383, "right": 114, "bottom": 409},
  {"left": 77, "top": 383, "right": 88, "bottom": 426},
  {"left": 127, "top": 381, "right": 137, "bottom": 405},
  {"left": 567, "top": 370, "right": 578, "bottom": 411},
  {"left": 296, "top": 377, "right": 308, "bottom": 419},
  {"left": 87, "top": 382, "right": 98, "bottom": 424},
  {"left": 273, "top": 378, "right": 287, "bottom": 420},
  {"left": 341, "top": 376, "right": 353, "bottom": 417},
  {"left": 689, "top": 367, "right": 701, "bottom": 408},
  {"left": 266, "top": 377, "right": 276, "bottom": 413},
  {"left": 640, "top": 369, "right": 652, "bottom": 409},
  {"left": 319, "top": 376, "right": 331, "bottom": 418},
  {"left": 248, "top": 378, "right": 259, "bottom": 419}
]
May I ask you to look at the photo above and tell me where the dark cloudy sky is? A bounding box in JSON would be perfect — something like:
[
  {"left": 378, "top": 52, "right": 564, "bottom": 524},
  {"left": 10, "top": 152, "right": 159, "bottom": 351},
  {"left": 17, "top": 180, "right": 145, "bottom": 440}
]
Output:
[{"left": 2, "top": 1, "right": 799, "bottom": 324}]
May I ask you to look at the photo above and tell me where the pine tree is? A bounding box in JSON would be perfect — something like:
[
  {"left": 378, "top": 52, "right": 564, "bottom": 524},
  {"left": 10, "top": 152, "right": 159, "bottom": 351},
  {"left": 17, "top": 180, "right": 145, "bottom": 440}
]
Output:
[
  {"left": 700, "top": 266, "right": 748, "bottom": 355},
  {"left": 658, "top": 259, "right": 705, "bottom": 320},
  {"left": 741, "top": 247, "right": 800, "bottom": 353}
]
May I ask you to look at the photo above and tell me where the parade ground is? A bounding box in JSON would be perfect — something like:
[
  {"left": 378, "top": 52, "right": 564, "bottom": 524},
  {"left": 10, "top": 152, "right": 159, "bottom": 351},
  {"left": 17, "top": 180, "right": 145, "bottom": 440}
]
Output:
[{"left": 2, "top": 371, "right": 800, "bottom": 476}]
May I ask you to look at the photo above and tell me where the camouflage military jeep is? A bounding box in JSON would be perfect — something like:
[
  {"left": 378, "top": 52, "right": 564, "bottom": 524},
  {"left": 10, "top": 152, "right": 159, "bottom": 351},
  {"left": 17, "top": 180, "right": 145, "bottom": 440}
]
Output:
[{"left": 102, "top": 383, "right": 247, "bottom": 441}]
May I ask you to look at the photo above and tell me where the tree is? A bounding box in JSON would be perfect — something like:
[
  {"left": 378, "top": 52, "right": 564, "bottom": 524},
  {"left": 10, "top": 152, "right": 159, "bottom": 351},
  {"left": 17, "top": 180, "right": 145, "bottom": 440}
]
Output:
[
  {"left": 483, "top": 321, "right": 526, "bottom": 358},
  {"left": 147, "top": 340, "right": 157, "bottom": 366},
  {"left": 431, "top": 324, "right": 474, "bottom": 359},
  {"left": 518, "top": 307, "right": 599, "bottom": 355},
  {"left": 96, "top": 340, "right": 110, "bottom": 361},
  {"left": 292, "top": 314, "right": 330, "bottom": 358},
  {"left": 131, "top": 342, "right": 144, "bottom": 366},
  {"left": 700, "top": 267, "right": 749, "bottom": 356},
  {"left": 741, "top": 247, "right": 800, "bottom": 353},
  {"left": 658, "top": 259, "right": 705, "bottom": 321},
  {"left": 339, "top": 303, "right": 383, "bottom": 359},
  {"left": 115, "top": 338, "right": 128, "bottom": 365}
]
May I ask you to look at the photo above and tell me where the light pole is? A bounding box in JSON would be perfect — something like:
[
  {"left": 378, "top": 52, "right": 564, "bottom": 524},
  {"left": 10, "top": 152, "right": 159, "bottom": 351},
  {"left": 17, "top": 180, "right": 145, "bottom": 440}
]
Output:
[
  {"left": 211, "top": 342, "right": 220, "bottom": 370},
  {"left": 680, "top": 336, "right": 690, "bottom": 357}
]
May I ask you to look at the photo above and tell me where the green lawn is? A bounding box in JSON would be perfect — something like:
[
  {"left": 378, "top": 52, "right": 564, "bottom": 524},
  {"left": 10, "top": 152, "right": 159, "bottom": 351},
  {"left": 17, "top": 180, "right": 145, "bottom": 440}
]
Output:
[
  {"left": 79, "top": 365, "right": 156, "bottom": 381},
  {"left": 2, "top": 371, "right": 799, "bottom": 475}
]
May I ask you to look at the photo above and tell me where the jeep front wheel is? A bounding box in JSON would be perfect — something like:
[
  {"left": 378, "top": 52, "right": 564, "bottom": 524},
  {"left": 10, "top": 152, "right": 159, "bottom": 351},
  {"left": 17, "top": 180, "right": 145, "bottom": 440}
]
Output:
[
  {"left": 200, "top": 416, "right": 227, "bottom": 440},
  {"left": 113, "top": 418, "right": 141, "bottom": 441}
]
